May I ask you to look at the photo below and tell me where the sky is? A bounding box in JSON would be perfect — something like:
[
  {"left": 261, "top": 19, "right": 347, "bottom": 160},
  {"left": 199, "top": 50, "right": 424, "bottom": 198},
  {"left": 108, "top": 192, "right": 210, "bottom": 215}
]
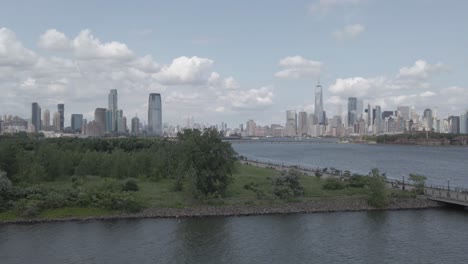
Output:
[{"left": 1, "top": 0, "right": 468, "bottom": 127}]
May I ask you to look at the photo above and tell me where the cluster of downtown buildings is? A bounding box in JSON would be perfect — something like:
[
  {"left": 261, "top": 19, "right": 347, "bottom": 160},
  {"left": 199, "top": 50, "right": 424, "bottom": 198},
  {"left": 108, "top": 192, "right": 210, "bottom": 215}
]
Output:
[
  {"left": 0, "top": 90, "right": 162, "bottom": 138},
  {"left": 241, "top": 82, "right": 468, "bottom": 138}
]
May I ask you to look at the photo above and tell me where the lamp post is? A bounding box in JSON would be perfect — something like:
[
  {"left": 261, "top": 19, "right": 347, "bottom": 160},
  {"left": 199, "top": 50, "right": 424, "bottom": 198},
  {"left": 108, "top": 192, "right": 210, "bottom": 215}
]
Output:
[{"left": 447, "top": 178, "right": 450, "bottom": 198}]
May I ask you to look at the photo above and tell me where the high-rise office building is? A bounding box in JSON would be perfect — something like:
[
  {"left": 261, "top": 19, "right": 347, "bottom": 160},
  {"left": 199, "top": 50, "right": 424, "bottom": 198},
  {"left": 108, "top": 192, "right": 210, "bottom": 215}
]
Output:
[
  {"left": 460, "top": 111, "right": 468, "bottom": 134},
  {"left": 397, "top": 106, "right": 410, "bottom": 120},
  {"left": 105, "top": 109, "right": 112, "bottom": 132},
  {"left": 347, "top": 97, "right": 357, "bottom": 127},
  {"left": 423, "top": 108, "right": 433, "bottom": 131},
  {"left": 315, "top": 81, "right": 324, "bottom": 125},
  {"left": 374, "top": 105, "right": 382, "bottom": 133},
  {"left": 285, "top": 110, "right": 297, "bottom": 137},
  {"left": 131, "top": 116, "right": 140, "bottom": 135},
  {"left": 94, "top": 108, "right": 107, "bottom": 137},
  {"left": 108, "top": 89, "right": 118, "bottom": 132},
  {"left": 118, "top": 116, "right": 127, "bottom": 133},
  {"left": 42, "top": 109, "right": 50, "bottom": 131},
  {"left": 297, "top": 111, "right": 308, "bottom": 136},
  {"left": 366, "top": 104, "right": 373, "bottom": 127},
  {"left": 57, "top": 104, "right": 64, "bottom": 131},
  {"left": 53, "top": 112, "right": 60, "bottom": 131},
  {"left": 31, "top": 102, "right": 41, "bottom": 132},
  {"left": 448, "top": 116, "right": 460, "bottom": 134},
  {"left": 148, "top": 93, "right": 162, "bottom": 136},
  {"left": 246, "top": 119, "right": 256, "bottom": 137},
  {"left": 71, "top": 114, "right": 83, "bottom": 132}
]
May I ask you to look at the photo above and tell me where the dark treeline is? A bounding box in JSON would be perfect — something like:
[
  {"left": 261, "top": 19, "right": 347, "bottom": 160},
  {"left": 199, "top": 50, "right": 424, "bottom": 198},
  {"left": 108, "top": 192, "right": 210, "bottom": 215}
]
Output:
[
  {"left": 0, "top": 129, "right": 236, "bottom": 190},
  {"left": 375, "top": 133, "right": 462, "bottom": 144},
  {"left": 0, "top": 129, "right": 237, "bottom": 217}
]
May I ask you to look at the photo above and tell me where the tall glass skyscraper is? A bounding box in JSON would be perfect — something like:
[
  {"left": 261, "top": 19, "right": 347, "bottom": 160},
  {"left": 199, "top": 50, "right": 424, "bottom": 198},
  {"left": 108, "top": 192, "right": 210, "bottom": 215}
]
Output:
[
  {"left": 108, "top": 89, "right": 118, "bottom": 132},
  {"left": 348, "top": 97, "right": 357, "bottom": 127},
  {"left": 315, "top": 81, "right": 324, "bottom": 125},
  {"left": 148, "top": 93, "right": 162, "bottom": 136},
  {"left": 71, "top": 114, "right": 83, "bottom": 132},
  {"left": 32, "top": 102, "right": 41, "bottom": 132},
  {"left": 57, "top": 104, "right": 64, "bottom": 131}
]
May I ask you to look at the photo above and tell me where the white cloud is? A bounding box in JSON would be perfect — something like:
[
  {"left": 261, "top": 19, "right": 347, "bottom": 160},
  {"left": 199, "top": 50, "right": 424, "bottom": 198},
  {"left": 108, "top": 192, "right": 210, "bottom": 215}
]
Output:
[
  {"left": 397, "top": 60, "right": 446, "bottom": 79},
  {"left": 165, "top": 92, "right": 200, "bottom": 104},
  {"left": 38, "top": 29, "right": 71, "bottom": 51},
  {"left": 420, "top": 91, "right": 436, "bottom": 97},
  {"left": 332, "top": 24, "right": 365, "bottom": 39},
  {"left": 208, "top": 72, "right": 239, "bottom": 90},
  {"left": 153, "top": 56, "right": 214, "bottom": 85},
  {"left": 1, "top": 27, "right": 275, "bottom": 125},
  {"left": 275, "top": 56, "right": 322, "bottom": 79},
  {"left": 329, "top": 76, "right": 386, "bottom": 97},
  {"left": 217, "top": 86, "right": 274, "bottom": 111},
  {"left": 72, "top": 29, "right": 134, "bottom": 60},
  {"left": 327, "top": 60, "right": 459, "bottom": 117},
  {"left": 0, "top": 27, "right": 37, "bottom": 68},
  {"left": 309, "top": 0, "right": 365, "bottom": 15}
]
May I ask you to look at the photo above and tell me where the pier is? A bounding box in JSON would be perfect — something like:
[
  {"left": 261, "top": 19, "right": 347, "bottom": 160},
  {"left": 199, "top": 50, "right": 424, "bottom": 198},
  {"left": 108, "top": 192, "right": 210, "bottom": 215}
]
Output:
[{"left": 425, "top": 187, "right": 468, "bottom": 207}]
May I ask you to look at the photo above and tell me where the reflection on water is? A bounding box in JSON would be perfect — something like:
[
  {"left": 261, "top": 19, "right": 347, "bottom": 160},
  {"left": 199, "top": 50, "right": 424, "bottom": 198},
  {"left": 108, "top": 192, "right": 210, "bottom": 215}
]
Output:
[{"left": 1, "top": 209, "right": 467, "bottom": 264}]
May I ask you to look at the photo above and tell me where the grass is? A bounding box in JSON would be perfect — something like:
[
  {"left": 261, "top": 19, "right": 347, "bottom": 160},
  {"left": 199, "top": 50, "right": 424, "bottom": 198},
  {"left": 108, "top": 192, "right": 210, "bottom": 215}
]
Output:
[
  {"left": 40, "top": 207, "right": 116, "bottom": 219},
  {"left": 1, "top": 163, "right": 379, "bottom": 222},
  {"left": 0, "top": 211, "right": 17, "bottom": 221}
]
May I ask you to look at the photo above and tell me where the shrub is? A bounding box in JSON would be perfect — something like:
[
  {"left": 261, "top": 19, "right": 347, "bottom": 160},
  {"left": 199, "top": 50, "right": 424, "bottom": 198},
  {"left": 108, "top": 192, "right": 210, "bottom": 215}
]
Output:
[
  {"left": 272, "top": 169, "right": 304, "bottom": 199},
  {"left": 14, "top": 199, "right": 42, "bottom": 218},
  {"left": 122, "top": 178, "right": 139, "bottom": 192},
  {"left": 367, "top": 175, "right": 388, "bottom": 208},
  {"left": 323, "top": 178, "right": 345, "bottom": 190},
  {"left": 348, "top": 175, "right": 369, "bottom": 188},
  {"left": 409, "top": 173, "right": 427, "bottom": 195}
]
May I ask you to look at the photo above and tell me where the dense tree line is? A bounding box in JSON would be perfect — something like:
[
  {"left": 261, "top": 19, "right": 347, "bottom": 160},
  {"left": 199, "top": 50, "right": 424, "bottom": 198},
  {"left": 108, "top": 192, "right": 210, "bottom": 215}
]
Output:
[
  {"left": 376, "top": 133, "right": 460, "bottom": 143},
  {"left": 0, "top": 129, "right": 237, "bottom": 216}
]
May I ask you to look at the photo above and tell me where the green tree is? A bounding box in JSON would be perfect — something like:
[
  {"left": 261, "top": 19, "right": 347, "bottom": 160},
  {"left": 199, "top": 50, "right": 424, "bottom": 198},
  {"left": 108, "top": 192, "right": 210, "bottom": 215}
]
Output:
[
  {"left": 0, "top": 169, "right": 13, "bottom": 211},
  {"left": 178, "top": 128, "right": 237, "bottom": 198},
  {"left": 367, "top": 168, "right": 388, "bottom": 208},
  {"left": 273, "top": 168, "right": 304, "bottom": 199},
  {"left": 409, "top": 173, "right": 427, "bottom": 195}
]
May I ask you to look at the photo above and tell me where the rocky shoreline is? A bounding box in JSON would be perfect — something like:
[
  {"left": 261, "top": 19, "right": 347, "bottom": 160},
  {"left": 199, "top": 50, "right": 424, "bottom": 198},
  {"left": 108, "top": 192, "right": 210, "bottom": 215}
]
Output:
[{"left": 0, "top": 197, "right": 444, "bottom": 225}]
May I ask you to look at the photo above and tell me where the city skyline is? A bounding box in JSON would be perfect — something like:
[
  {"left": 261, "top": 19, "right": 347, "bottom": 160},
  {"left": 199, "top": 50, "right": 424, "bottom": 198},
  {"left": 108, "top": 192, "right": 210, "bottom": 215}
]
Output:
[{"left": 1, "top": 1, "right": 468, "bottom": 126}]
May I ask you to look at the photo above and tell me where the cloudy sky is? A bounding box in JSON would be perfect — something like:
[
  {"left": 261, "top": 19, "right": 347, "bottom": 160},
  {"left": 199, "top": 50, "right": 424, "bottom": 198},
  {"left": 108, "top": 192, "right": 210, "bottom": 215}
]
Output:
[{"left": 1, "top": 0, "right": 467, "bottom": 127}]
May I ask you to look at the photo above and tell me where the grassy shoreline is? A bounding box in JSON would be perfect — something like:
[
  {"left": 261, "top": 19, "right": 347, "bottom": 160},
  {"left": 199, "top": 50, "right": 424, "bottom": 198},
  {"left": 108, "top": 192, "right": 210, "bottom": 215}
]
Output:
[{"left": 1, "top": 163, "right": 437, "bottom": 223}]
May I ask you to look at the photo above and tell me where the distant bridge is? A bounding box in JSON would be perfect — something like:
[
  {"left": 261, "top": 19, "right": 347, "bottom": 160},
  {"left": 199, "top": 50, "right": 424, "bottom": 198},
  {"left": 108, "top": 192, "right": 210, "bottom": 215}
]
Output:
[{"left": 425, "top": 187, "right": 468, "bottom": 207}]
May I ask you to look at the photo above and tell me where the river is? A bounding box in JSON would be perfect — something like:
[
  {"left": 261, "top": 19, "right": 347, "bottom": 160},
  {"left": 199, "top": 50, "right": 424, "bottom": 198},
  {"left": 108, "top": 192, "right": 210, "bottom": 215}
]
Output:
[
  {"left": 1, "top": 209, "right": 467, "bottom": 264},
  {"left": 232, "top": 141, "right": 468, "bottom": 187}
]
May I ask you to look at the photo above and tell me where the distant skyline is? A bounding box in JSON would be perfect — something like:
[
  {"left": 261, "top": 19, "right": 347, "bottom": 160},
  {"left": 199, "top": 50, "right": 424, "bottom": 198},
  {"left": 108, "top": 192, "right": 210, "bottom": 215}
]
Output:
[{"left": 1, "top": 0, "right": 468, "bottom": 126}]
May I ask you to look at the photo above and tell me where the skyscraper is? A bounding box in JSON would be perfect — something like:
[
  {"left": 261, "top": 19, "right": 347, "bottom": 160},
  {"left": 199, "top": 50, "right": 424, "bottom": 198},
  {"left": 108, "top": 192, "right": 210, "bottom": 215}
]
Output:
[
  {"left": 57, "top": 104, "right": 64, "bottom": 131},
  {"left": 131, "top": 116, "right": 140, "bottom": 135},
  {"left": 298, "top": 111, "right": 308, "bottom": 136},
  {"left": 53, "top": 112, "right": 60, "bottom": 131},
  {"left": 448, "top": 116, "right": 460, "bottom": 134},
  {"left": 460, "top": 111, "right": 468, "bottom": 134},
  {"left": 148, "top": 93, "right": 162, "bottom": 136},
  {"left": 374, "top": 105, "right": 382, "bottom": 133},
  {"left": 315, "top": 81, "right": 324, "bottom": 125},
  {"left": 423, "top": 108, "right": 433, "bottom": 131},
  {"left": 108, "top": 89, "right": 118, "bottom": 132},
  {"left": 31, "top": 102, "right": 41, "bottom": 132},
  {"left": 71, "top": 114, "right": 83, "bottom": 132},
  {"left": 94, "top": 108, "right": 107, "bottom": 136},
  {"left": 285, "top": 110, "right": 297, "bottom": 137},
  {"left": 246, "top": 119, "right": 256, "bottom": 137},
  {"left": 43, "top": 109, "right": 50, "bottom": 131},
  {"left": 397, "top": 106, "right": 410, "bottom": 120},
  {"left": 347, "top": 97, "right": 357, "bottom": 127}
]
